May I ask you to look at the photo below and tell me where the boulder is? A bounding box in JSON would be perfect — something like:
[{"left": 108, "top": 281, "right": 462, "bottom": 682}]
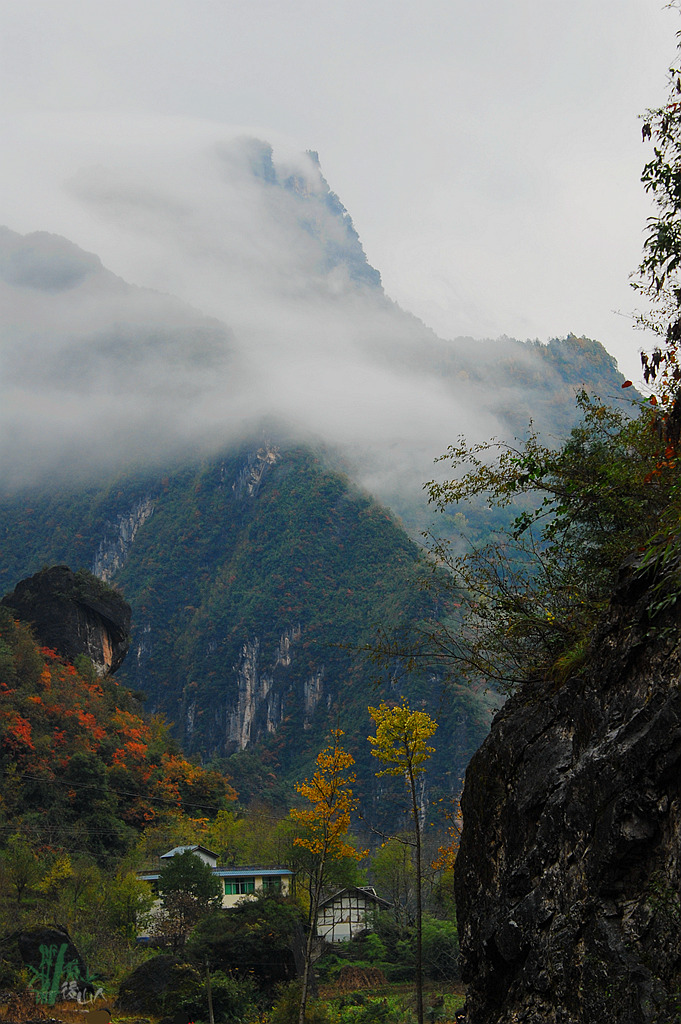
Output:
[
  {"left": 117, "top": 955, "right": 202, "bottom": 1016},
  {"left": 9, "top": 925, "right": 92, "bottom": 1003},
  {"left": 455, "top": 567, "right": 681, "bottom": 1022},
  {"left": 1, "top": 565, "right": 130, "bottom": 675}
]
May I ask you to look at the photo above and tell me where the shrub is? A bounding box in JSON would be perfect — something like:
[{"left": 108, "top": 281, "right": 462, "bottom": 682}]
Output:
[
  {"left": 270, "top": 981, "right": 329, "bottom": 1024},
  {"left": 187, "top": 895, "right": 303, "bottom": 992},
  {"left": 176, "top": 970, "right": 259, "bottom": 1023},
  {"left": 421, "top": 918, "right": 459, "bottom": 981}
]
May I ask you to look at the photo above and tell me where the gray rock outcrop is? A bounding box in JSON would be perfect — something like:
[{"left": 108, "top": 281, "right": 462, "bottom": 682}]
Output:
[
  {"left": 9, "top": 925, "right": 92, "bottom": 1002},
  {"left": 455, "top": 567, "right": 681, "bottom": 1023},
  {"left": 91, "top": 495, "right": 155, "bottom": 582},
  {"left": 1, "top": 565, "right": 131, "bottom": 675},
  {"left": 117, "top": 955, "right": 201, "bottom": 1015}
]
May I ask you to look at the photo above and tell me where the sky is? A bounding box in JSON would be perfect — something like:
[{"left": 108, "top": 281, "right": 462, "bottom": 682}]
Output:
[{"left": 0, "top": 0, "right": 678, "bottom": 386}]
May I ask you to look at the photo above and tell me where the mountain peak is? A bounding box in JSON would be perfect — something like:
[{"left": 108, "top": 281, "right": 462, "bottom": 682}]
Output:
[{"left": 215, "top": 136, "right": 382, "bottom": 290}]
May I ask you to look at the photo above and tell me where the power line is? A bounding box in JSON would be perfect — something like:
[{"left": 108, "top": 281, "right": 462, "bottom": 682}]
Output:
[{"left": 0, "top": 766, "right": 227, "bottom": 813}]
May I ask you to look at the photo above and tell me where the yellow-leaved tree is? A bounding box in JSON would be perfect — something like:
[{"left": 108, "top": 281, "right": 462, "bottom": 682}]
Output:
[
  {"left": 368, "top": 700, "right": 437, "bottom": 1024},
  {"left": 290, "top": 730, "right": 366, "bottom": 1024}
]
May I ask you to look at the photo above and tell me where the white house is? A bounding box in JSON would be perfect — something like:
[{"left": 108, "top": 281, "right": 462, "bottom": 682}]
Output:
[
  {"left": 137, "top": 845, "right": 292, "bottom": 913},
  {"left": 316, "top": 886, "right": 392, "bottom": 942},
  {"left": 160, "top": 844, "right": 218, "bottom": 867}
]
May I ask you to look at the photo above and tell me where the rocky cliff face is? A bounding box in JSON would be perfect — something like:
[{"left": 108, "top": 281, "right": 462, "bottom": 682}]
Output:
[
  {"left": 231, "top": 444, "right": 280, "bottom": 499},
  {"left": 226, "top": 637, "right": 284, "bottom": 749},
  {"left": 91, "top": 495, "right": 155, "bottom": 581},
  {"left": 455, "top": 568, "right": 681, "bottom": 1023},
  {"left": 1, "top": 565, "right": 131, "bottom": 675},
  {"left": 183, "top": 626, "right": 328, "bottom": 752}
]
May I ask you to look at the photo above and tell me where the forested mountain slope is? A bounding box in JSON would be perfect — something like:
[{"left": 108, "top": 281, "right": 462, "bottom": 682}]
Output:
[{"left": 0, "top": 443, "right": 494, "bottom": 830}]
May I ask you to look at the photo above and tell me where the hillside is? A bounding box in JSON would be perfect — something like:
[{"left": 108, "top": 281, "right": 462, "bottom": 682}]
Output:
[
  {"left": 0, "top": 600, "right": 233, "bottom": 866},
  {"left": 0, "top": 442, "right": 495, "bottom": 832}
]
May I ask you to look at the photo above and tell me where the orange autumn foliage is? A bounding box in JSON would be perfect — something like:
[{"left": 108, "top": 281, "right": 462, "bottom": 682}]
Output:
[{"left": 0, "top": 610, "right": 234, "bottom": 841}]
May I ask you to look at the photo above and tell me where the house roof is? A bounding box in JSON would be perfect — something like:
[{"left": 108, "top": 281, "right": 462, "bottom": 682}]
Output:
[
  {"left": 137, "top": 865, "right": 292, "bottom": 882},
  {"left": 317, "top": 886, "right": 393, "bottom": 911},
  {"left": 160, "top": 844, "right": 218, "bottom": 859},
  {"left": 140, "top": 847, "right": 292, "bottom": 882},
  {"left": 216, "top": 867, "right": 293, "bottom": 878}
]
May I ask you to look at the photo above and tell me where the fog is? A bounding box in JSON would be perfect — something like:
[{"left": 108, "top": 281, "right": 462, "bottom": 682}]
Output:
[{"left": 0, "top": 123, "right": 623, "bottom": 518}]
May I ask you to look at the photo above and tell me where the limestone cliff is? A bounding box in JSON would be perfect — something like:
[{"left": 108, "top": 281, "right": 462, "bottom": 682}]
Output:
[
  {"left": 455, "top": 567, "right": 681, "bottom": 1023},
  {"left": 1, "top": 565, "right": 131, "bottom": 675},
  {"left": 183, "top": 626, "right": 327, "bottom": 752},
  {"left": 91, "top": 495, "right": 155, "bottom": 581},
  {"left": 231, "top": 443, "right": 280, "bottom": 499}
]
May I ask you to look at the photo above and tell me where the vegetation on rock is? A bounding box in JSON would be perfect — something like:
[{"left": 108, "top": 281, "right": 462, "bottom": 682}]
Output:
[
  {"left": 0, "top": 605, "right": 234, "bottom": 865},
  {"left": 405, "top": 390, "right": 670, "bottom": 692}
]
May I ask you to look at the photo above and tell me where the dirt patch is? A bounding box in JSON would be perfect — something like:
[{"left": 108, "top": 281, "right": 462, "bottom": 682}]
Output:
[{"left": 337, "top": 967, "right": 388, "bottom": 991}]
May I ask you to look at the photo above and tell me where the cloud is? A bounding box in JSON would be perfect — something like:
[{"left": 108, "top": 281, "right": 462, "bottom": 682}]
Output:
[{"left": 0, "top": 122, "right": 621, "bottom": 522}]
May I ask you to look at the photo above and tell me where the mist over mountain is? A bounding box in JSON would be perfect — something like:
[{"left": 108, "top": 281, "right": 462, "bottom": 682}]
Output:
[
  {"left": 0, "top": 226, "right": 241, "bottom": 488},
  {"left": 0, "top": 133, "right": 626, "bottom": 536}
]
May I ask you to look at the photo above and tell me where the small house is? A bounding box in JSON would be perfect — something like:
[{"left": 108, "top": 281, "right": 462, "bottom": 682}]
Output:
[
  {"left": 137, "top": 846, "right": 292, "bottom": 924},
  {"left": 216, "top": 867, "right": 291, "bottom": 908},
  {"left": 316, "top": 885, "right": 392, "bottom": 942}
]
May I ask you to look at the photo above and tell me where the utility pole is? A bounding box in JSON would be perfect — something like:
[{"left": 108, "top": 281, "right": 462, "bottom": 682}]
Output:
[{"left": 205, "top": 959, "right": 214, "bottom": 1024}]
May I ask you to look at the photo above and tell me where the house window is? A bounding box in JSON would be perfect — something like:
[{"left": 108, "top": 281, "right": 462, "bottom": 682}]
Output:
[
  {"left": 262, "top": 877, "right": 281, "bottom": 894},
  {"left": 224, "top": 877, "right": 255, "bottom": 895}
]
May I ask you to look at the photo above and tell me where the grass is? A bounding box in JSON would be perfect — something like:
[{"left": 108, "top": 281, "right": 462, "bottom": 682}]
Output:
[
  {"left": 0, "top": 977, "right": 465, "bottom": 1024},
  {"left": 320, "top": 983, "right": 465, "bottom": 1024}
]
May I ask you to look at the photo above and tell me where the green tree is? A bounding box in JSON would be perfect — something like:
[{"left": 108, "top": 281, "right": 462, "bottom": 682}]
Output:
[
  {"left": 421, "top": 916, "right": 459, "bottom": 981},
  {"left": 290, "top": 730, "right": 366, "bottom": 1024},
  {"left": 394, "top": 392, "right": 671, "bottom": 693},
  {"left": 625, "top": 31, "right": 681, "bottom": 591},
  {"left": 136, "top": 812, "right": 204, "bottom": 863},
  {"left": 635, "top": 25, "right": 681, "bottom": 363},
  {"left": 205, "top": 809, "right": 248, "bottom": 866},
  {"left": 106, "top": 870, "right": 155, "bottom": 944},
  {"left": 370, "top": 838, "right": 417, "bottom": 932},
  {"left": 0, "top": 837, "right": 42, "bottom": 912},
  {"left": 188, "top": 893, "right": 304, "bottom": 993},
  {"left": 368, "top": 701, "right": 437, "bottom": 1024},
  {"left": 154, "top": 850, "right": 222, "bottom": 952},
  {"left": 64, "top": 858, "right": 103, "bottom": 920}
]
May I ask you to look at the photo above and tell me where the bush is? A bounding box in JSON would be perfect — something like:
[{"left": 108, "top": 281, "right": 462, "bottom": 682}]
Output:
[
  {"left": 118, "top": 955, "right": 203, "bottom": 1015},
  {"left": 358, "top": 933, "right": 388, "bottom": 963},
  {"left": 336, "top": 994, "right": 397, "bottom": 1024},
  {"left": 315, "top": 929, "right": 395, "bottom": 985},
  {"left": 187, "top": 895, "right": 303, "bottom": 992},
  {"left": 317, "top": 913, "right": 459, "bottom": 984},
  {"left": 270, "top": 981, "right": 329, "bottom": 1024},
  {"left": 176, "top": 970, "right": 259, "bottom": 1023},
  {"left": 421, "top": 918, "right": 459, "bottom": 982}
]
